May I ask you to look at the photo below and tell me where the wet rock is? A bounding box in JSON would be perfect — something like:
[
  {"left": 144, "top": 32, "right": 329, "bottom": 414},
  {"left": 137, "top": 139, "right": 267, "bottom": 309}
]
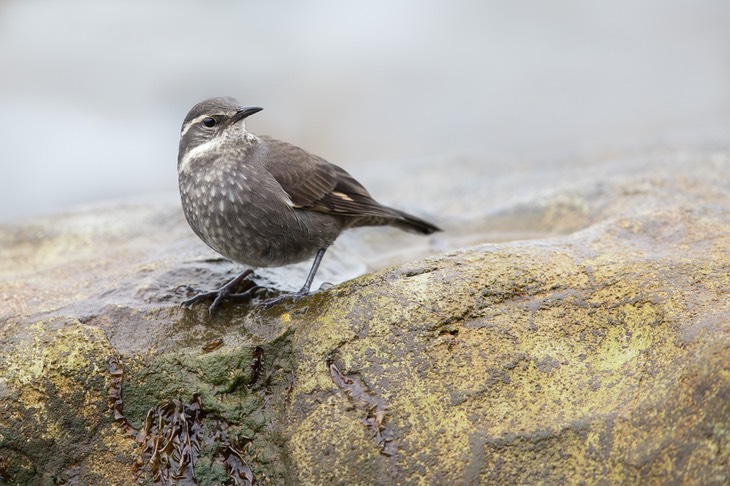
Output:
[{"left": 0, "top": 151, "right": 728, "bottom": 484}]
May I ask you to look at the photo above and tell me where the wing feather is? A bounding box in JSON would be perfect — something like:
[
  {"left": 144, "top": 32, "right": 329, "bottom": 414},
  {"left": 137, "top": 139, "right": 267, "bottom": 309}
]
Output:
[
  {"left": 258, "top": 136, "right": 440, "bottom": 234},
  {"left": 260, "top": 136, "right": 393, "bottom": 217}
]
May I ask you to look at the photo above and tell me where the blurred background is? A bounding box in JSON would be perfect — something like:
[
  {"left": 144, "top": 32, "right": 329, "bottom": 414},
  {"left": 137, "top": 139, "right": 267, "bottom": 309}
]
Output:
[{"left": 1, "top": 0, "right": 729, "bottom": 223}]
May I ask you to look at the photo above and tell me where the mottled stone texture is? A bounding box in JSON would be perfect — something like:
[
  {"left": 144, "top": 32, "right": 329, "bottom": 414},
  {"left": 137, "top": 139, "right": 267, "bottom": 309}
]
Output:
[
  {"left": 0, "top": 153, "right": 728, "bottom": 485},
  {"left": 284, "top": 208, "right": 729, "bottom": 484}
]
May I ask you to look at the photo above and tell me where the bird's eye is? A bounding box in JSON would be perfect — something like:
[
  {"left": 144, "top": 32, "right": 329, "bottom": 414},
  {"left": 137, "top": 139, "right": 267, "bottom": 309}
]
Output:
[{"left": 202, "top": 117, "right": 216, "bottom": 128}]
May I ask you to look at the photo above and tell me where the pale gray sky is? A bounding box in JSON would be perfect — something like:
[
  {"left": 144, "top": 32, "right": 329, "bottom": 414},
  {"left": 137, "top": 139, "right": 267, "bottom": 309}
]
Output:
[{"left": 1, "top": 0, "right": 728, "bottom": 221}]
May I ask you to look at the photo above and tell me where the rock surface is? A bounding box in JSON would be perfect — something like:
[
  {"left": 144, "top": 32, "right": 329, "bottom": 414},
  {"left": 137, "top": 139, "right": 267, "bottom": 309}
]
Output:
[{"left": 0, "top": 151, "right": 728, "bottom": 484}]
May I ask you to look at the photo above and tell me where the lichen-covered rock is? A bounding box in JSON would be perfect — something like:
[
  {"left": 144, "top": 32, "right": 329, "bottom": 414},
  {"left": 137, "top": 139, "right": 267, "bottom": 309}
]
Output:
[
  {"left": 0, "top": 153, "right": 728, "bottom": 484},
  {"left": 284, "top": 207, "right": 729, "bottom": 484}
]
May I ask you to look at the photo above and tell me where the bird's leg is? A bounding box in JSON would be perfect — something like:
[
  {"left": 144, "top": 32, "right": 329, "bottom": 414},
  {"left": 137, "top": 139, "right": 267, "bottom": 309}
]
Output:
[
  {"left": 262, "top": 248, "right": 327, "bottom": 309},
  {"left": 298, "top": 248, "right": 326, "bottom": 295},
  {"left": 182, "top": 268, "right": 256, "bottom": 315}
]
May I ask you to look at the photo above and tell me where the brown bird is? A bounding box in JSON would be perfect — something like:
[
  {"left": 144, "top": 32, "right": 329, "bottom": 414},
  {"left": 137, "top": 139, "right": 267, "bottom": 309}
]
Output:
[{"left": 177, "top": 97, "right": 440, "bottom": 314}]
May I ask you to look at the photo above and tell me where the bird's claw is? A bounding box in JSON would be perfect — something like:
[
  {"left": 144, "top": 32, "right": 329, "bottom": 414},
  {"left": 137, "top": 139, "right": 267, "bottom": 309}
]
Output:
[
  {"left": 182, "top": 287, "right": 258, "bottom": 315},
  {"left": 261, "top": 289, "right": 310, "bottom": 310},
  {"left": 181, "top": 290, "right": 220, "bottom": 309}
]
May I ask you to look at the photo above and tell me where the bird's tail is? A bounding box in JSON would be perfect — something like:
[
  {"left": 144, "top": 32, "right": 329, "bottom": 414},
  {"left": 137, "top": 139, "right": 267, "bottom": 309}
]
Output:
[{"left": 387, "top": 208, "right": 441, "bottom": 235}]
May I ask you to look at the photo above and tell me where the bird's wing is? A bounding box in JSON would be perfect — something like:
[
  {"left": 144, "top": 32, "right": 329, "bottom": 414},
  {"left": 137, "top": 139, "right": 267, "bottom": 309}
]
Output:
[{"left": 261, "top": 136, "right": 400, "bottom": 218}]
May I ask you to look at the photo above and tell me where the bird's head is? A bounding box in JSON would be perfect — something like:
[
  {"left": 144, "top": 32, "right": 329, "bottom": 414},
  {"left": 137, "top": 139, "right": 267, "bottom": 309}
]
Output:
[{"left": 177, "top": 97, "right": 263, "bottom": 172}]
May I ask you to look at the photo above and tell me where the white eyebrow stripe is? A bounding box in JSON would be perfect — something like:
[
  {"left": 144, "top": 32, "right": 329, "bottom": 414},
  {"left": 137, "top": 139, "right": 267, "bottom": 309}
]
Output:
[
  {"left": 180, "top": 111, "right": 237, "bottom": 138},
  {"left": 180, "top": 114, "right": 211, "bottom": 138}
]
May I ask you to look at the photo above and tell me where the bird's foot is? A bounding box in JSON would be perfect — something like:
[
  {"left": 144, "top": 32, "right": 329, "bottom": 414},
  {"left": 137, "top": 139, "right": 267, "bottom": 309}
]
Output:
[
  {"left": 260, "top": 288, "right": 310, "bottom": 310},
  {"left": 181, "top": 269, "right": 257, "bottom": 315},
  {"left": 182, "top": 287, "right": 258, "bottom": 315},
  {"left": 260, "top": 248, "right": 325, "bottom": 310}
]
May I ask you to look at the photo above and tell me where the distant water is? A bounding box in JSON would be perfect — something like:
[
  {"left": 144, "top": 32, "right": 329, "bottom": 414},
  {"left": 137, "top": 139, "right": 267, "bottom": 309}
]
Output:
[{"left": 0, "top": 0, "right": 728, "bottom": 222}]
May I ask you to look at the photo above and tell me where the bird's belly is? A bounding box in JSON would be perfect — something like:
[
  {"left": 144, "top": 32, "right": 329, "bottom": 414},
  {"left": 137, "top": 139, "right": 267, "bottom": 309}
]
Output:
[{"left": 180, "top": 185, "right": 341, "bottom": 268}]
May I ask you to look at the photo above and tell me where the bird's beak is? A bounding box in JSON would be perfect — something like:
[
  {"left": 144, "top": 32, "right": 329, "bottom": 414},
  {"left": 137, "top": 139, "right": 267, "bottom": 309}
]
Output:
[{"left": 231, "top": 106, "right": 263, "bottom": 124}]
